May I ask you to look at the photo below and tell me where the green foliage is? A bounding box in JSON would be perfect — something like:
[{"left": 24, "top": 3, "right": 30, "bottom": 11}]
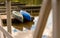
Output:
[
  {"left": 0, "top": 0, "right": 42, "bottom": 5},
  {"left": 0, "top": 0, "right": 4, "bottom": 2},
  {"left": 11, "top": 0, "right": 19, "bottom": 2}
]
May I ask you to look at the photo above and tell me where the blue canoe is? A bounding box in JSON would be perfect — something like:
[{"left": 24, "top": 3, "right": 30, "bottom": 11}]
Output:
[{"left": 20, "top": 10, "right": 32, "bottom": 21}]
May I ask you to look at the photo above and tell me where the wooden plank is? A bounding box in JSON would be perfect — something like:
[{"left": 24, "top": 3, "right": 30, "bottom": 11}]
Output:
[
  {"left": 0, "top": 31, "right": 3, "bottom": 38},
  {"left": 0, "top": 17, "right": 4, "bottom": 38},
  {"left": 0, "top": 2, "right": 25, "bottom": 6},
  {"left": 0, "top": 7, "right": 40, "bottom": 12},
  {"left": 52, "top": 0, "right": 60, "bottom": 38},
  {"left": 0, "top": 19, "right": 13, "bottom": 38},
  {"left": 0, "top": 26, "right": 13, "bottom": 38},
  {"left": 33, "top": 0, "right": 51, "bottom": 38},
  {"left": 5, "top": 0, "right": 12, "bottom": 33},
  {"left": 0, "top": 12, "right": 6, "bottom": 14},
  {"left": 0, "top": 15, "right": 13, "bottom": 20},
  {"left": 0, "top": 16, "right": 12, "bottom": 38}
]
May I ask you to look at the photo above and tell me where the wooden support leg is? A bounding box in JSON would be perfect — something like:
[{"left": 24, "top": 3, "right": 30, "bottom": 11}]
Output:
[
  {"left": 5, "top": 0, "right": 12, "bottom": 33},
  {"left": 0, "top": 26, "right": 13, "bottom": 38},
  {"left": 52, "top": 0, "right": 60, "bottom": 38},
  {"left": 0, "top": 18, "right": 4, "bottom": 38},
  {"left": 33, "top": 0, "right": 51, "bottom": 38},
  {"left": 0, "top": 16, "right": 6, "bottom": 38}
]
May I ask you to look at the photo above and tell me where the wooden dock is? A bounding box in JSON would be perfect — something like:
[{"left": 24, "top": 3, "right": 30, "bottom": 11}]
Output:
[
  {"left": 0, "top": 2, "right": 40, "bottom": 16},
  {"left": 0, "top": 15, "right": 22, "bottom": 24},
  {"left": 0, "top": 15, "right": 13, "bottom": 20},
  {"left": 0, "top": 15, "right": 34, "bottom": 24}
]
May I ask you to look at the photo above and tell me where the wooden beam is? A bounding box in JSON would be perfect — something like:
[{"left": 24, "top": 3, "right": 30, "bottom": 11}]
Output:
[
  {"left": 0, "top": 26, "right": 13, "bottom": 38},
  {"left": 33, "top": 0, "right": 51, "bottom": 38},
  {"left": 52, "top": 0, "right": 60, "bottom": 38},
  {"left": 0, "top": 31, "right": 3, "bottom": 38},
  {"left": 0, "top": 16, "right": 13, "bottom": 38},
  {"left": 0, "top": 17, "right": 4, "bottom": 38},
  {"left": 0, "top": 18, "right": 13, "bottom": 38},
  {"left": 5, "top": 0, "right": 12, "bottom": 33}
]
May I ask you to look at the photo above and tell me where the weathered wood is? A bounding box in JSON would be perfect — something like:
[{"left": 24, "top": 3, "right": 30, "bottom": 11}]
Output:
[
  {"left": 0, "top": 6, "right": 40, "bottom": 12},
  {"left": 0, "top": 26, "right": 13, "bottom": 38},
  {"left": 33, "top": 0, "right": 51, "bottom": 38},
  {"left": 5, "top": 0, "right": 12, "bottom": 33},
  {"left": 0, "top": 31, "right": 3, "bottom": 38},
  {"left": 0, "top": 15, "right": 13, "bottom": 20},
  {"left": 0, "top": 17, "right": 4, "bottom": 38},
  {"left": 0, "top": 17, "right": 6, "bottom": 38},
  {"left": 0, "top": 2, "right": 25, "bottom": 6},
  {"left": 3, "top": 34, "right": 6, "bottom": 38},
  {"left": 52, "top": 0, "right": 60, "bottom": 38}
]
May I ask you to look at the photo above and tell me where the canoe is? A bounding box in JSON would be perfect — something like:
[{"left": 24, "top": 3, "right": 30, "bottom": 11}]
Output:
[
  {"left": 12, "top": 11, "right": 24, "bottom": 22},
  {"left": 20, "top": 10, "right": 33, "bottom": 21}
]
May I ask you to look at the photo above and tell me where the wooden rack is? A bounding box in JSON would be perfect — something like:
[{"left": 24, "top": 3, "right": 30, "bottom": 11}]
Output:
[{"left": 0, "top": 0, "right": 60, "bottom": 38}]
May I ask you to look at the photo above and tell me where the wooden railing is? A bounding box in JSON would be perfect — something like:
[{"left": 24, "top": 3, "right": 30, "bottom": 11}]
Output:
[
  {"left": 0, "top": 5, "right": 40, "bottom": 15},
  {"left": 0, "top": 18, "right": 13, "bottom": 38},
  {"left": 0, "top": 26, "right": 13, "bottom": 38},
  {"left": 1, "top": 0, "right": 60, "bottom": 38}
]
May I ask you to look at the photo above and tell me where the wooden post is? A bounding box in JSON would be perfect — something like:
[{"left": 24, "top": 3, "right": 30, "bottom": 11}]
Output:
[
  {"left": 33, "top": 0, "right": 51, "bottom": 38},
  {"left": 31, "top": 10, "right": 32, "bottom": 15},
  {"left": 5, "top": 0, "right": 12, "bottom": 33},
  {"left": 52, "top": 0, "right": 60, "bottom": 38}
]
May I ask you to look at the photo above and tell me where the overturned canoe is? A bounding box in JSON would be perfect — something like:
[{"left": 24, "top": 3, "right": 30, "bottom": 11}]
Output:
[
  {"left": 20, "top": 10, "right": 33, "bottom": 21},
  {"left": 12, "top": 11, "right": 24, "bottom": 22}
]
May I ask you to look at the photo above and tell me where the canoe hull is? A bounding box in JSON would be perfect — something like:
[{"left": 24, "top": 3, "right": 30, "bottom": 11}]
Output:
[
  {"left": 12, "top": 11, "right": 23, "bottom": 22},
  {"left": 20, "top": 10, "right": 31, "bottom": 21}
]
